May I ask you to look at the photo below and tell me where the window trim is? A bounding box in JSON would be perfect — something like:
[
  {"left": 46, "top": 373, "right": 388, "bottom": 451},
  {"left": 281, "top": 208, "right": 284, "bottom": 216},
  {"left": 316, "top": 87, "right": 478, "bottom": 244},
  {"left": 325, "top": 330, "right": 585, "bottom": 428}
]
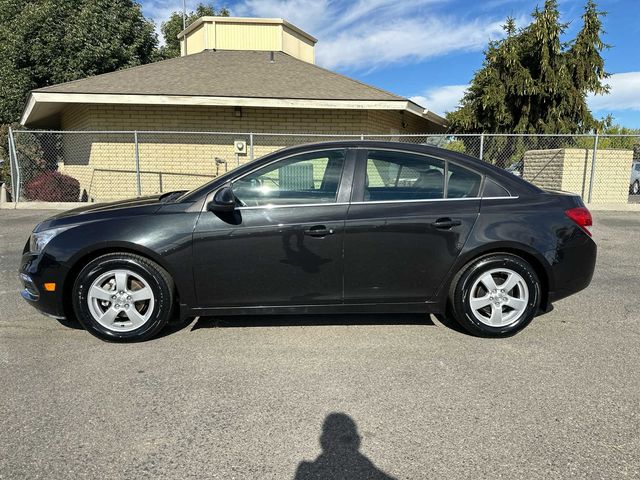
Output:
[
  {"left": 235, "top": 195, "right": 519, "bottom": 210},
  {"left": 350, "top": 196, "right": 518, "bottom": 206},
  {"left": 236, "top": 202, "right": 350, "bottom": 210},
  {"left": 351, "top": 197, "right": 481, "bottom": 206}
]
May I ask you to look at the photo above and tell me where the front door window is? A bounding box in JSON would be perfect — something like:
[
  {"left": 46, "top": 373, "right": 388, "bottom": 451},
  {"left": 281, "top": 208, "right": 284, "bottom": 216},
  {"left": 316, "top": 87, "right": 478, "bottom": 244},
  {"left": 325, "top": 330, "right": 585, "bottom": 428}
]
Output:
[{"left": 233, "top": 150, "right": 346, "bottom": 207}]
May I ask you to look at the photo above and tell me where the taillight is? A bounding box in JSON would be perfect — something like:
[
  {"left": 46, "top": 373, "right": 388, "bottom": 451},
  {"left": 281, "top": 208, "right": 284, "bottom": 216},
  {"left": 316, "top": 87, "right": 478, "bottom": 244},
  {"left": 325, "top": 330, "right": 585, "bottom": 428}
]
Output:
[{"left": 565, "top": 207, "right": 593, "bottom": 236}]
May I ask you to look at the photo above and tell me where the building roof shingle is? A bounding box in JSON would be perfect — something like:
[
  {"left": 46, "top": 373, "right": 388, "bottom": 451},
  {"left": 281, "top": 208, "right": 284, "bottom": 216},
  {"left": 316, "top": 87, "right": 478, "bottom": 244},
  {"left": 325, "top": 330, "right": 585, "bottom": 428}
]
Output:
[{"left": 35, "top": 50, "right": 405, "bottom": 102}]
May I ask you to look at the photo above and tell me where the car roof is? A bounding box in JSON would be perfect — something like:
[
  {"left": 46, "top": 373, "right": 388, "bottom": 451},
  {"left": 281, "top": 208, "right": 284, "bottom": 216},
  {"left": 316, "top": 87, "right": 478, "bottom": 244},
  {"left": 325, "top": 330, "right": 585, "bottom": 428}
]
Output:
[{"left": 276, "top": 140, "right": 541, "bottom": 193}]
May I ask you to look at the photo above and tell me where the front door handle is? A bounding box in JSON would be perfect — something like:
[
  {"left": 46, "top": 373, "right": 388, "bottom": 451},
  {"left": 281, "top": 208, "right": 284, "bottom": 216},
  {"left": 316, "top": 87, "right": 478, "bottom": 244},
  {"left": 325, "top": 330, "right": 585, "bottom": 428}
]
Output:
[
  {"left": 304, "top": 225, "right": 335, "bottom": 237},
  {"left": 431, "top": 218, "right": 462, "bottom": 229}
]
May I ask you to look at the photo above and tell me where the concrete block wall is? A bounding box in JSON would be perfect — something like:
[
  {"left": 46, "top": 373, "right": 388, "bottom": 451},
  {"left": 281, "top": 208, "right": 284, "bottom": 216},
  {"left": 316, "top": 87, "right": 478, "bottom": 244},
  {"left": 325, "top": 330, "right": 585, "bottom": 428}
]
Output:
[
  {"left": 522, "top": 149, "right": 566, "bottom": 191},
  {"left": 523, "top": 148, "right": 633, "bottom": 204}
]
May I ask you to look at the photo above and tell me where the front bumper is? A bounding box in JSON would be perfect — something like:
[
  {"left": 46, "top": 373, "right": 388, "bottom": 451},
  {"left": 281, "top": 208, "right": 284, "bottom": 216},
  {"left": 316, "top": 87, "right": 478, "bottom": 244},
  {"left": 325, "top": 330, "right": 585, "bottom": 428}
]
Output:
[
  {"left": 19, "top": 252, "right": 68, "bottom": 319},
  {"left": 20, "top": 273, "right": 40, "bottom": 301}
]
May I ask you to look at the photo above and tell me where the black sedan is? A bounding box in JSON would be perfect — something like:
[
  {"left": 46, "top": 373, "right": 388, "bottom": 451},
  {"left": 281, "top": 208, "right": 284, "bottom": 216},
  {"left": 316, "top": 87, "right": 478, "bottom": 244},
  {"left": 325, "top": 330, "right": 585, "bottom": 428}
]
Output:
[{"left": 19, "top": 141, "right": 596, "bottom": 341}]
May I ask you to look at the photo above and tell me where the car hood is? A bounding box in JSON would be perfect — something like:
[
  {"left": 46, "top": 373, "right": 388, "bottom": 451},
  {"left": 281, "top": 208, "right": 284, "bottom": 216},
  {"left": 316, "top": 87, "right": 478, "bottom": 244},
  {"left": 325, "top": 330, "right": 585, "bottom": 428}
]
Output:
[
  {"left": 50, "top": 195, "right": 164, "bottom": 219},
  {"left": 35, "top": 195, "right": 165, "bottom": 232}
]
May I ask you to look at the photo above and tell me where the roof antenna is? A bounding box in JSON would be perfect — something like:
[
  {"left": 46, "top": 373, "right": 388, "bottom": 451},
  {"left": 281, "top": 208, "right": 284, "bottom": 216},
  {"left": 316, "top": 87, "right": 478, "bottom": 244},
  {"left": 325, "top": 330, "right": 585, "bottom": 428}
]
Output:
[{"left": 269, "top": 51, "right": 275, "bottom": 63}]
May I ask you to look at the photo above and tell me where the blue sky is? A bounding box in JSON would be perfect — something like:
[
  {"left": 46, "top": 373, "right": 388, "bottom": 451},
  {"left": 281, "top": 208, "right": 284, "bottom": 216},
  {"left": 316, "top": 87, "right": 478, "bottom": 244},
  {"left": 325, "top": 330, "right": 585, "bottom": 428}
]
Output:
[{"left": 140, "top": 0, "right": 640, "bottom": 127}]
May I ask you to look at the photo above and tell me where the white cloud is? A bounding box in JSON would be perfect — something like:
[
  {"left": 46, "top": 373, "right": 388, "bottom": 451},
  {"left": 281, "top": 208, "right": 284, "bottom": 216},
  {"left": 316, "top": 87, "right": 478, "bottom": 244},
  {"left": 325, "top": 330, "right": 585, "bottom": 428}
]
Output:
[
  {"left": 317, "top": 18, "right": 503, "bottom": 71},
  {"left": 588, "top": 72, "right": 640, "bottom": 112},
  {"left": 233, "top": 0, "right": 332, "bottom": 35},
  {"left": 413, "top": 71, "right": 640, "bottom": 117},
  {"left": 233, "top": 0, "right": 506, "bottom": 71},
  {"left": 410, "top": 84, "right": 468, "bottom": 115},
  {"left": 141, "top": 0, "right": 188, "bottom": 27}
]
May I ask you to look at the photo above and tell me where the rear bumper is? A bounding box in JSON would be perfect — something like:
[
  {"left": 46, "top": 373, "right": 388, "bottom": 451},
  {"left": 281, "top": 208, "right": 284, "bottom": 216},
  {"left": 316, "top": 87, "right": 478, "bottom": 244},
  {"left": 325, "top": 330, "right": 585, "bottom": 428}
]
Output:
[
  {"left": 19, "top": 253, "right": 68, "bottom": 319},
  {"left": 546, "top": 234, "right": 597, "bottom": 304}
]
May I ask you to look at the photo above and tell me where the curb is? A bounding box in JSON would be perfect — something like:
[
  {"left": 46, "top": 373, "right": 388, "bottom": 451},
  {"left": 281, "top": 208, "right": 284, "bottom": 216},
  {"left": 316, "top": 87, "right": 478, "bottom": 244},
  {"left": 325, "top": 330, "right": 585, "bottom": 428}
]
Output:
[
  {"left": 1, "top": 202, "right": 89, "bottom": 210},
  {"left": 585, "top": 203, "right": 640, "bottom": 212}
]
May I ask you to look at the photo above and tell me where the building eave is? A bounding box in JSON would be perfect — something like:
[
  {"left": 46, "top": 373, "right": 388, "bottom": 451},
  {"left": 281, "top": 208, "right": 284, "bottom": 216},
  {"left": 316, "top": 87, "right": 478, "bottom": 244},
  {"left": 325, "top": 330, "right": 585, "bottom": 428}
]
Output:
[
  {"left": 21, "top": 91, "right": 443, "bottom": 127},
  {"left": 422, "top": 109, "right": 448, "bottom": 128},
  {"left": 403, "top": 100, "right": 447, "bottom": 128},
  {"left": 20, "top": 92, "right": 37, "bottom": 126}
]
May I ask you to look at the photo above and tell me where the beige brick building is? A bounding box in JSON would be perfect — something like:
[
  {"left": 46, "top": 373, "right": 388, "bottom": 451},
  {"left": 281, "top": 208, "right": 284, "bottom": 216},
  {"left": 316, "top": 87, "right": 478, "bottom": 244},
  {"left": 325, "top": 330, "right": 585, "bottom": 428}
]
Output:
[{"left": 19, "top": 17, "right": 446, "bottom": 201}]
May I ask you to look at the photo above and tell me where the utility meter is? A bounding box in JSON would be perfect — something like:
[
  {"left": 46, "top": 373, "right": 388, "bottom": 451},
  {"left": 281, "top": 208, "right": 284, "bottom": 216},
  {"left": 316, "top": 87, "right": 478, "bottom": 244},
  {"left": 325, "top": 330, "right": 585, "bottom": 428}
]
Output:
[{"left": 234, "top": 140, "right": 247, "bottom": 155}]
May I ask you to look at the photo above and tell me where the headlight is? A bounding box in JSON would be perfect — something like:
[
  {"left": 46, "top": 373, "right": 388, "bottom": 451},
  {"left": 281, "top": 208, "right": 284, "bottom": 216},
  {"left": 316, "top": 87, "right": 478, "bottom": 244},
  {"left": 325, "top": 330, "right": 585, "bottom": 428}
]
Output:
[{"left": 29, "top": 226, "right": 73, "bottom": 254}]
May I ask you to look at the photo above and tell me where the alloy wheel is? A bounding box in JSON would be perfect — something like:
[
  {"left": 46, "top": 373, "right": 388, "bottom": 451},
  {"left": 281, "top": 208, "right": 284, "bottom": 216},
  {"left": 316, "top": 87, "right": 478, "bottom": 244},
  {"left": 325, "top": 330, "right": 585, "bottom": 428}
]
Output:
[
  {"left": 468, "top": 268, "right": 529, "bottom": 327},
  {"left": 87, "top": 269, "right": 155, "bottom": 332}
]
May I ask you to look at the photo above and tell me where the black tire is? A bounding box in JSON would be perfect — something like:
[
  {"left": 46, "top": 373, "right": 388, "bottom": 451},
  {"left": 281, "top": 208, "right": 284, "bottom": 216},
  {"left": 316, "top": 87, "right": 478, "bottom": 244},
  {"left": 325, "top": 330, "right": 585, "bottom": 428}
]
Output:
[
  {"left": 632, "top": 181, "right": 639, "bottom": 196},
  {"left": 72, "top": 253, "right": 174, "bottom": 342},
  {"left": 448, "top": 254, "right": 541, "bottom": 337}
]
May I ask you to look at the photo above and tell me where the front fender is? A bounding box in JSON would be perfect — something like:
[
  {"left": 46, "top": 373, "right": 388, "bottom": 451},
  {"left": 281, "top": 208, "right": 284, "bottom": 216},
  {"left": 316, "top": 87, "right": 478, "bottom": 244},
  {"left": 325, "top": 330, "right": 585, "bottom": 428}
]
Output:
[{"left": 43, "top": 208, "right": 200, "bottom": 307}]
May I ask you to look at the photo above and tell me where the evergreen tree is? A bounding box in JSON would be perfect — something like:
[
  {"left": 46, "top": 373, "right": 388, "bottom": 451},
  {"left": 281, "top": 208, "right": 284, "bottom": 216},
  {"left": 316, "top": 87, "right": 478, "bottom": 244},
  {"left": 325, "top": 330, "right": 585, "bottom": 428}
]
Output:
[
  {"left": 567, "top": 0, "right": 610, "bottom": 131},
  {"left": 448, "top": 0, "right": 609, "bottom": 134}
]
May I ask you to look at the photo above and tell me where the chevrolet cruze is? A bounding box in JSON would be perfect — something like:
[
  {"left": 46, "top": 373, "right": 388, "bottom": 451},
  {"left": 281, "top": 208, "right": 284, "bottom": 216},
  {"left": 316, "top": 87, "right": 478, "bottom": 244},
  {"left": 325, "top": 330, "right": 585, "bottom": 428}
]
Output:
[{"left": 19, "top": 141, "right": 597, "bottom": 341}]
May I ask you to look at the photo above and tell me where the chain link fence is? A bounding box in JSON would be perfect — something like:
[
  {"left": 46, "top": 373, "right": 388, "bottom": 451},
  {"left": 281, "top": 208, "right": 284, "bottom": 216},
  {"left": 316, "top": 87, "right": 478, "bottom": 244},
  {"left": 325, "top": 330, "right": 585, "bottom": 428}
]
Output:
[{"left": 5, "top": 129, "right": 640, "bottom": 205}]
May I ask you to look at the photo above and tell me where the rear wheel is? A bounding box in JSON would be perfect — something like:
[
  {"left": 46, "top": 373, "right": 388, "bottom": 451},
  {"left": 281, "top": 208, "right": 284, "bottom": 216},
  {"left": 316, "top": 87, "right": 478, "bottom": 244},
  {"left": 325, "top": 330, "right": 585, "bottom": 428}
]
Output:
[
  {"left": 632, "top": 180, "right": 639, "bottom": 195},
  {"left": 448, "top": 254, "right": 541, "bottom": 337},
  {"left": 72, "top": 253, "right": 174, "bottom": 342}
]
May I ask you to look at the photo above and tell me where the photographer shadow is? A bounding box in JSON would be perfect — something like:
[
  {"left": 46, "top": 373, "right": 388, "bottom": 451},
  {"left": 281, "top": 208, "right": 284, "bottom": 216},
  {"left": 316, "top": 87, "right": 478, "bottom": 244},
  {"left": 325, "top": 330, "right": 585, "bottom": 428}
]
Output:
[{"left": 294, "top": 412, "right": 396, "bottom": 480}]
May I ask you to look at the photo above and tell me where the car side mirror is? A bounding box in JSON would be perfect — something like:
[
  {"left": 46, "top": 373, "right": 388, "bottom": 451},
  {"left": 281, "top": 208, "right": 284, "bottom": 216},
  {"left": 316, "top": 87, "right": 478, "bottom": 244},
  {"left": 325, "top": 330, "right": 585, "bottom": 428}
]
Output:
[{"left": 208, "top": 186, "right": 236, "bottom": 212}]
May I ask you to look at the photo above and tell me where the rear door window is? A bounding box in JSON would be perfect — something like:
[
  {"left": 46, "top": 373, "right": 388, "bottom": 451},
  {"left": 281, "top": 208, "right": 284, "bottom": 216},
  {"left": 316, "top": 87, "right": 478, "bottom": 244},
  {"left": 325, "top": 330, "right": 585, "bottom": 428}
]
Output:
[
  {"left": 447, "top": 163, "right": 482, "bottom": 198},
  {"left": 364, "top": 150, "right": 445, "bottom": 201}
]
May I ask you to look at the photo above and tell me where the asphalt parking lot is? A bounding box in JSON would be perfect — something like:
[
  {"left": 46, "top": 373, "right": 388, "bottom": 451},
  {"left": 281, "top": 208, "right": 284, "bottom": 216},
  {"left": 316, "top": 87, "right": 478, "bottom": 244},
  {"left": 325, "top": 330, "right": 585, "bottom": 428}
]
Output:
[{"left": 1, "top": 209, "right": 639, "bottom": 479}]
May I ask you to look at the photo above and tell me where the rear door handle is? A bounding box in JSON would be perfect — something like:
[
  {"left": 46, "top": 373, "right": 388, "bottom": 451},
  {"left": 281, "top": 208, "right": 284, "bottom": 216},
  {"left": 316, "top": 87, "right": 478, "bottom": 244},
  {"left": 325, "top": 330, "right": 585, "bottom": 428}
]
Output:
[
  {"left": 431, "top": 218, "right": 462, "bottom": 229},
  {"left": 304, "top": 225, "right": 335, "bottom": 237}
]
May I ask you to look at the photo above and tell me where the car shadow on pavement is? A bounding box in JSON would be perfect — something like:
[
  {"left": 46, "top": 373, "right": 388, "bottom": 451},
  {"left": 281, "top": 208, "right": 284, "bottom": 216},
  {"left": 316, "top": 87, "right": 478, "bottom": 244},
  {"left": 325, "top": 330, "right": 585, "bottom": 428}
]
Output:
[
  {"left": 154, "top": 312, "right": 472, "bottom": 338},
  {"left": 54, "top": 312, "right": 469, "bottom": 338},
  {"left": 191, "top": 313, "right": 435, "bottom": 330},
  {"left": 55, "top": 317, "right": 84, "bottom": 330},
  {"left": 293, "top": 412, "right": 397, "bottom": 480}
]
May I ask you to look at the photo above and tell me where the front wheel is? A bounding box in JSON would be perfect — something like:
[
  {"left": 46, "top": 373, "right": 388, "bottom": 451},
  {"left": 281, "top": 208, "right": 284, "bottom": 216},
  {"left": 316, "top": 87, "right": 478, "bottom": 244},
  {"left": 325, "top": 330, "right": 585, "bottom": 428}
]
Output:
[
  {"left": 632, "top": 181, "right": 639, "bottom": 195},
  {"left": 72, "top": 253, "right": 174, "bottom": 342},
  {"left": 448, "top": 254, "right": 541, "bottom": 337}
]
